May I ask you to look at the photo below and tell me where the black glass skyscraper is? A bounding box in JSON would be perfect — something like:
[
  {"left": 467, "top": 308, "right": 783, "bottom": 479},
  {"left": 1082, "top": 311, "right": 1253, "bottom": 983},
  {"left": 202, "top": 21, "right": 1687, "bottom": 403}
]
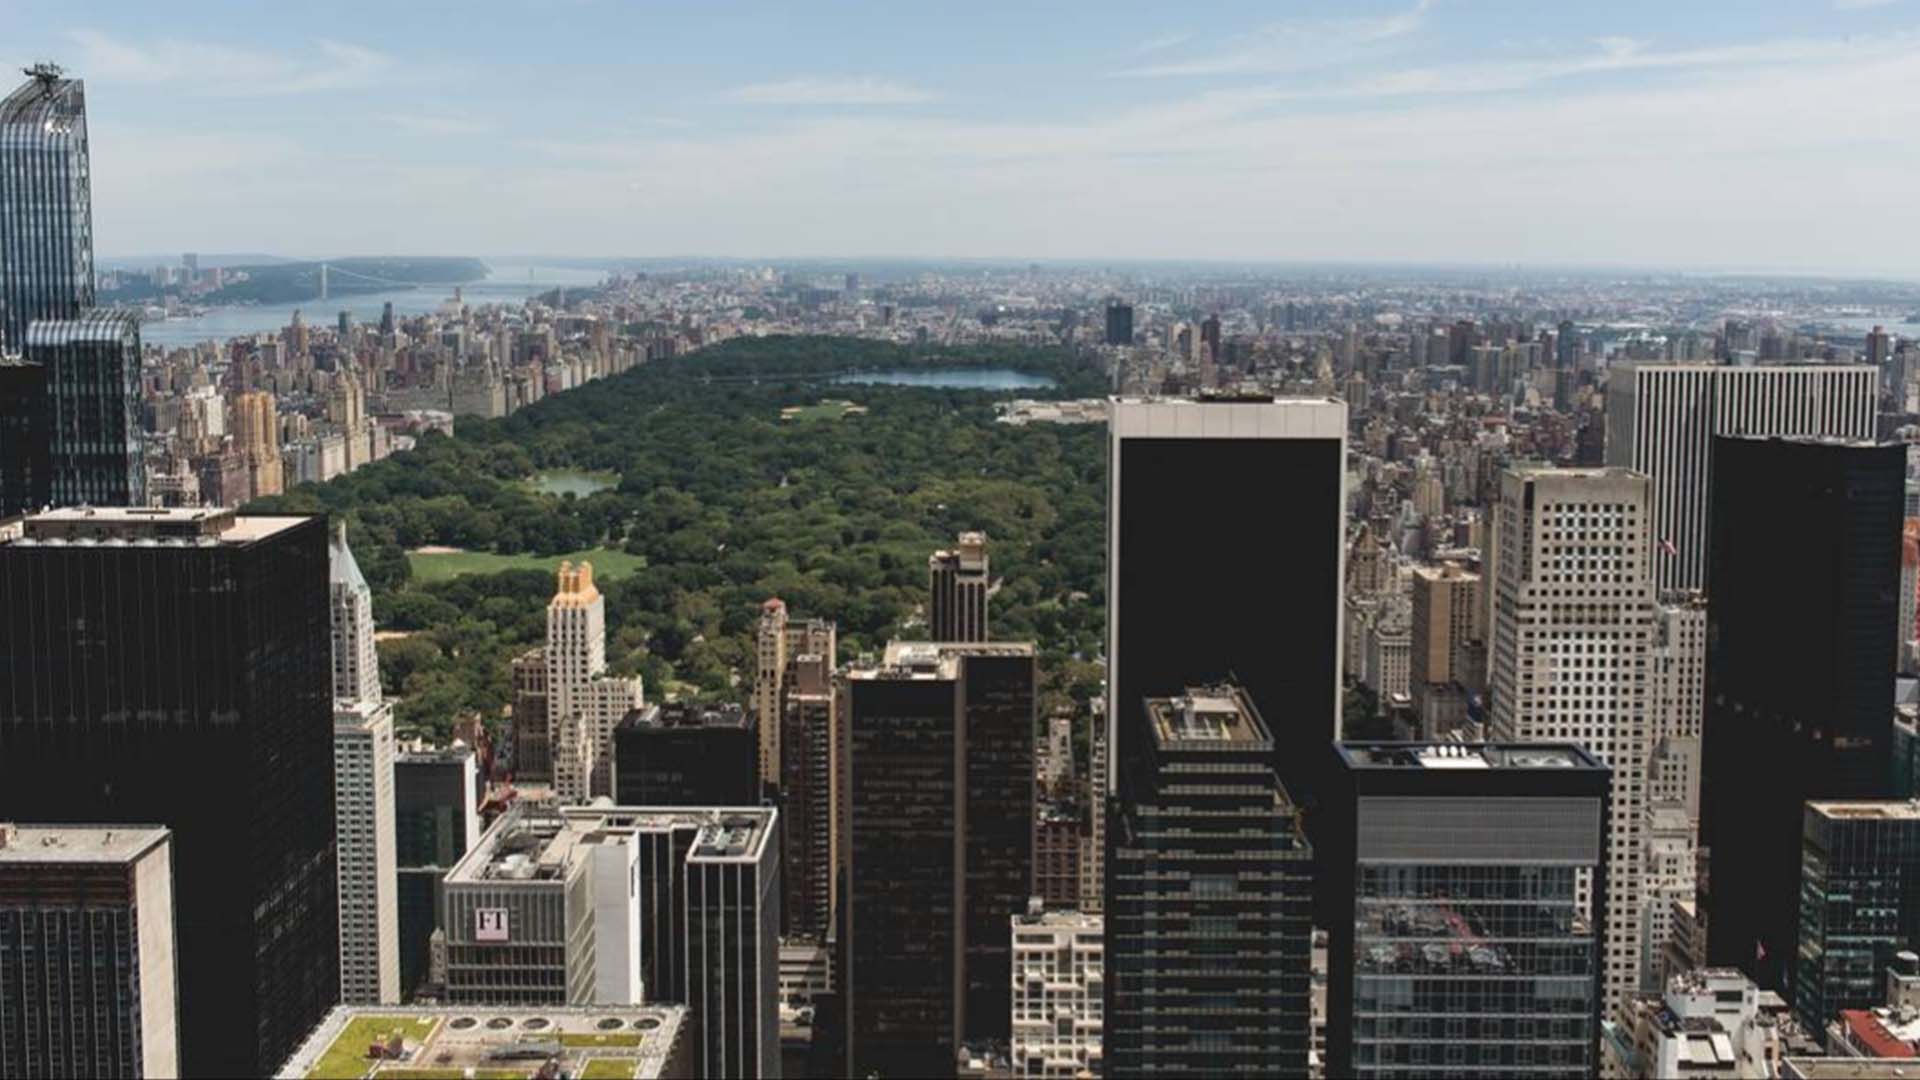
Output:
[
  {"left": 1702, "top": 435, "right": 1903, "bottom": 993},
  {"left": 0, "top": 507, "right": 338, "bottom": 1077},
  {"left": 394, "top": 744, "right": 479, "bottom": 1001},
  {"left": 1106, "top": 397, "right": 1346, "bottom": 837},
  {"left": 611, "top": 702, "right": 759, "bottom": 807},
  {"left": 841, "top": 641, "right": 1036, "bottom": 1076},
  {"left": 1324, "top": 743, "right": 1609, "bottom": 1079},
  {"left": 1796, "top": 800, "right": 1920, "bottom": 1034},
  {"left": 1104, "top": 301, "right": 1134, "bottom": 346},
  {"left": 1, "top": 67, "right": 142, "bottom": 510},
  {"left": 28, "top": 308, "right": 144, "bottom": 507},
  {"left": 1108, "top": 684, "right": 1313, "bottom": 1075},
  {"left": 0, "top": 66, "right": 95, "bottom": 353}
]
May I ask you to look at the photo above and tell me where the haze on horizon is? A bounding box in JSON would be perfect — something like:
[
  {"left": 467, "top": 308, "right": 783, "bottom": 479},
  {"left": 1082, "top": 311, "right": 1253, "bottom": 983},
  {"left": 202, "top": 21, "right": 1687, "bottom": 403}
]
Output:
[{"left": 7, "top": 0, "right": 1918, "bottom": 277}]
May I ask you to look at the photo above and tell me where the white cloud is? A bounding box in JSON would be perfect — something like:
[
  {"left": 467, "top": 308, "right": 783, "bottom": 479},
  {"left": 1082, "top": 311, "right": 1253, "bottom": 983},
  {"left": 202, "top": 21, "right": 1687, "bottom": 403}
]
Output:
[
  {"left": 385, "top": 112, "right": 493, "bottom": 136},
  {"left": 722, "top": 76, "right": 934, "bottom": 105},
  {"left": 65, "top": 30, "right": 390, "bottom": 95},
  {"left": 1117, "top": 0, "right": 1431, "bottom": 77}
]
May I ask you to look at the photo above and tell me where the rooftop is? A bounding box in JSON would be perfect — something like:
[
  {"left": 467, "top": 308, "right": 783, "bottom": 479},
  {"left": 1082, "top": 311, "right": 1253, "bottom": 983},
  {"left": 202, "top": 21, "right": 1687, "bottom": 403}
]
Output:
[
  {"left": 451, "top": 804, "right": 778, "bottom": 886},
  {"left": 618, "top": 701, "right": 750, "bottom": 732},
  {"left": 1810, "top": 800, "right": 1920, "bottom": 821},
  {"left": 0, "top": 823, "right": 169, "bottom": 865},
  {"left": 273, "top": 1006, "right": 686, "bottom": 1080},
  {"left": 8, "top": 506, "right": 309, "bottom": 546},
  {"left": 1144, "top": 685, "right": 1270, "bottom": 749},
  {"left": 1338, "top": 742, "right": 1603, "bottom": 771}
]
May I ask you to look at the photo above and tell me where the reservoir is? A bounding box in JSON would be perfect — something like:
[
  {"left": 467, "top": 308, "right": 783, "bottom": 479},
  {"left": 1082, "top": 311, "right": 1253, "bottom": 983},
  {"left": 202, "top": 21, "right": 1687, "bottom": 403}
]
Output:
[{"left": 832, "top": 368, "right": 1057, "bottom": 390}]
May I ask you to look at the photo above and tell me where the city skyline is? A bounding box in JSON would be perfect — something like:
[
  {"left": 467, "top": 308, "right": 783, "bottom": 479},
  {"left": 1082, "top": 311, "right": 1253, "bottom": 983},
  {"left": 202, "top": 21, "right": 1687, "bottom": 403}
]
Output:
[{"left": 4, "top": 1, "right": 1920, "bottom": 273}]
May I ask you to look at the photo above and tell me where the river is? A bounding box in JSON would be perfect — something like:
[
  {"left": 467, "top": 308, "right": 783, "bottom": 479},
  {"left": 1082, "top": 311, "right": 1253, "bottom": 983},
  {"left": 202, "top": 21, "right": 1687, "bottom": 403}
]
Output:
[{"left": 137, "top": 263, "right": 607, "bottom": 349}]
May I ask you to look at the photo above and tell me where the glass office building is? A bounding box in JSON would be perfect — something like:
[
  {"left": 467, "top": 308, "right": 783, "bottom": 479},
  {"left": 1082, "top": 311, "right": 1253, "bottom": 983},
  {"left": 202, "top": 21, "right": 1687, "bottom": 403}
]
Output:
[
  {"left": 1326, "top": 743, "right": 1610, "bottom": 1079},
  {"left": 1796, "top": 801, "right": 1920, "bottom": 1033},
  {"left": 0, "top": 66, "right": 95, "bottom": 353}
]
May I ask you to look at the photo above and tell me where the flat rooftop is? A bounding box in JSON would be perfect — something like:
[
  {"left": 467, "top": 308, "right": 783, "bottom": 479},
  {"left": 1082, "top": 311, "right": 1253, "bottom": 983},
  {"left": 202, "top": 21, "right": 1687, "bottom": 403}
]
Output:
[
  {"left": 0, "top": 823, "right": 169, "bottom": 865},
  {"left": 617, "top": 701, "right": 751, "bottom": 732},
  {"left": 452, "top": 805, "right": 777, "bottom": 886},
  {"left": 1810, "top": 800, "right": 1920, "bottom": 821},
  {"left": 1339, "top": 742, "right": 1603, "bottom": 771},
  {"left": 274, "top": 1005, "right": 687, "bottom": 1080},
  {"left": 1144, "top": 686, "right": 1270, "bottom": 748},
  {"left": 9, "top": 506, "right": 309, "bottom": 546}
]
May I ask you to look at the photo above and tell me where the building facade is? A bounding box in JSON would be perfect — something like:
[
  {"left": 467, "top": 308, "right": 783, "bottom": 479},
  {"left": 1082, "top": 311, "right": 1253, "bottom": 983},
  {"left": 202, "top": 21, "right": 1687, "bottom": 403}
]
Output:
[
  {"left": 1108, "top": 685, "right": 1314, "bottom": 1076},
  {"left": 1796, "top": 802, "right": 1920, "bottom": 1034},
  {"left": 1106, "top": 396, "right": 1347, "bottom": 862},
  {"left": 545, "top": 561, "right": 643, "bottom": 800},
  {"left": 1011, "top": 904, "right": 1103, "bottom": 1079},
  {"left": 930, "top": 530, "right": 991, "bottom": 642},
  {"left": 28, "top": 309, "right": 144, "bottom": 508},
  {"left": 393, "top": 742, "right": 479, "bottom": 1001},
  {"left": 611, "top": 702, "right": 758, "bottom": 807},
  {"left": 0, "top": 507, "right": 337, "bottom": 1076},
  {"left": 1488, "top": 466, "right": 1653, "bottom": 1019},
  {"left": 0, "top": 824, "right": 177, "bottom": 1080},
  {"left": 779, "top": 649, "right": 837, "bottom": 942},
  {"left": 0, "top": 67, "right": 95, "bottom": 352},
  {"left": 328, "top": 522, "right": 382, "bottom": 704},
  {"left": 1702, "top": 436, "right": 1904, "bottom": 993},
  {"left": 1325, "top": 743, "right": 1610, "bottom": 1079},
  {"left": 333, "top": 700, "right": 399, "bottom": 1005},
  {"left": 1604, "top": 362, "right": 1877, "bottom": 592}
]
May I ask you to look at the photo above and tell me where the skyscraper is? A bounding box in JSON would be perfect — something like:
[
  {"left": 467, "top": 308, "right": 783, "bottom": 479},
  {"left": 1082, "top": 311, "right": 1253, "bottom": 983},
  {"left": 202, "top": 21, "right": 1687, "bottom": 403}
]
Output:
[
  {"left": 1795, "top": 801, "right": 1920, "bottom": 1034},
  {"left": 333, "top": 700, "right": 398, "bottom": 1005},
  {"left": 1488, "top": 466, "right": 1653, "bottom": 1019},
  {"left": 30, "top": 309, "right": 144, "bottom": 507},
  {"left": 0, "top": 506, "right": 337, "bottom": 1076},
  {"left": 611, "top": 702, "right": 758, "bottom": 806},
  {"left": 929, "top": 530, "right": 991, "bottom": 642},
  {"left": 841, "top": 641, "right": 1037, "bottom": 1075},
  {"left": 0, "top": 65, "right": 95, "bottom": 352},
  {"left": 1011, "top": 903, "right": 1104, "bottom": 1079},
  {"left": 329, "top": 522, "right": 381, "bottom": 704},
  {"left": 1324, "top": 743, "right": 1609, "bottom": 1079},
  {"left": 1107, "top": 685, "right": 1313, "bottom": 1076},
  {"left": 1702, "top": 435, "right": 1904, "bottom": 992},
  {"left": 780, "top": 649, "right": 837, "bottom": 942},
  {"left": 1104, "top": 301, "right": 1134, "bottom": 346},
  {"left": 0, "top": 823, "right": 178, "bottom": 1080},
  {"left": 1603, "top": 362, "right": 1876, "bottom": 592},
  {"left": 1106, "top": 395, "right": 1346, "bottom": 821},
  {"left": 0, "top": 359, "right": 48, "bottom": 514},
  {"left": 231, "top": 389, "right": 282, "bottom": 501},
  {"left": 393, "top": 742, "right": 480, "bottom": 1001},
  {"left": 546, "top": 560, "right": 643, "bottom": 800},
  {"left": 1408, "top": 560, "right": 1482, "bottom": 735}
]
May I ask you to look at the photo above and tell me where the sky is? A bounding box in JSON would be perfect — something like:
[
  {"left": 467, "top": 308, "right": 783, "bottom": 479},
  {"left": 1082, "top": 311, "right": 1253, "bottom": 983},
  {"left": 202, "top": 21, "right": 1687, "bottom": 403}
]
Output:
[{"left": 4, "top": 0, "right": 1919, "bottom": 273}]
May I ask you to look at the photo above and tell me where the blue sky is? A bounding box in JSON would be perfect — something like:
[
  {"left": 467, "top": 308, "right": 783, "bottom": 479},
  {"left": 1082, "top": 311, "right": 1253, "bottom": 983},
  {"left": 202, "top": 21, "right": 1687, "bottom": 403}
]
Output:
[{"left": 4, "top": 0, "right": 1918, "bottom": 272}]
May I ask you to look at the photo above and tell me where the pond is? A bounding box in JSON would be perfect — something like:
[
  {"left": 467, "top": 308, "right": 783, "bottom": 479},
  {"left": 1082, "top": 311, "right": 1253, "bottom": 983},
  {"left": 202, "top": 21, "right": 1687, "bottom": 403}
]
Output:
[
  {"left": 831, "top": 368, "right": 1057, "bottom": 390},
  {"left": 528, "top": 470, "right": 619, "bottom": 498}
]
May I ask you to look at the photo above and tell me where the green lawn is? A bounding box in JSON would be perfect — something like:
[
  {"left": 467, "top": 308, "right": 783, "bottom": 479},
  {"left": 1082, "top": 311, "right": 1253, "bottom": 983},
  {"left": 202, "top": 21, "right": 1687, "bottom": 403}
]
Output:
[
  {"left": 307, "top": 1016, "right": 440, "bottom": 1079},
  {"left": 406, "top": 546, "right": 649, "bottom": 584},
  {"left": 376, "top": 1071, "right": 526, "bottom": 1080},
  {"left": 579, "top": 1060, "right": 639, "bottom": 1080},
  {"left": 780, "top": 399, "right": 865, "bottom": 421},
  {"left": 559, "top": 1033, "right": 645, "bottom": 1049}
]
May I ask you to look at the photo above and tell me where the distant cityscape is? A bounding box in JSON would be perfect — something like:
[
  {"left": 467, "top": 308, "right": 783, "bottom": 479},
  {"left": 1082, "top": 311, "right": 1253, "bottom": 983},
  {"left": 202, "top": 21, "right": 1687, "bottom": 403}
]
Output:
[{"left": 11, "top": 57, "right": 1920, "bottom": 1080}]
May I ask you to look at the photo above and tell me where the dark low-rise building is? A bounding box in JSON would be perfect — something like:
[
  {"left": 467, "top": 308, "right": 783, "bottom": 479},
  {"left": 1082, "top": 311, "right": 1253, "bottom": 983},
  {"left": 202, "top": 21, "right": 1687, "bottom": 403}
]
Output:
[{"left": 612, "top": 702, "right": 758, "bottom": 807}]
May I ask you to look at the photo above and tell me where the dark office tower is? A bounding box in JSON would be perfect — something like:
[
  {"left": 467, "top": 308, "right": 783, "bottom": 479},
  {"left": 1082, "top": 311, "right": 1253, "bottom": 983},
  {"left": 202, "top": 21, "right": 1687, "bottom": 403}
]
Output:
[
  {"left": 1104, "top": 300, "right": 1134, "bottom": 346},
  {"left": 1108, "top": 685, "right": 1314, "bottom": 1076},
  {"left": 1200, "top": 312, "right": 1222, "bottom": 358},
  {"left": 1796, "top": 801, "right": 1920, "bottom": 1033},
  {"left": 1869, "top": 324, "right": 1894, "bottom": 373},
  {"left": 392, "top": 743, "right": 480, "bottom": 1001},
  {"left": 1107, "top": 396, "right": 1346, "bottom": 819},
  {"left": 1324, "top": 743, "right": 1610, "bottom": 1079},
  {"left": 0, "top": 823, "right": 179, "bottom": 1079},
  {"left": 1702, "top": 435, "right": 1903, "bottom": 994},
  {"left": 0, "top": 66, "right": 95, "bottom": 352},
  {"left": 686, "top": 813, "right": 783, "bottom": 1079},
  {"left": 28, "top": 309, "right": 144, "bottom": 507},
  {"left": 780, "top": 651, "right": 837, "bottom": 941},
  {"left": 0, "top": 506, "right": 338, "bottom": 1077},
  {"left": 336, "top": 310, "right": 351, "bottom": 339},
  {"left": 379, "top": 300, "right": 395, "bottom": 337},
  {"left": 929, "top": 530, "right": 990, "bottom": 642},
  {"left": 612, "top": 702, "right": 758, "bottom": 806},
  {"left": 0, "top": 359, "right": 48, "bottom": 514},
  {"left": 840, "top": 641, "right": 1036, "bottom": 1073},
  {"left": 1556, "top": 319, "right": 1578, "bottom": 369}
]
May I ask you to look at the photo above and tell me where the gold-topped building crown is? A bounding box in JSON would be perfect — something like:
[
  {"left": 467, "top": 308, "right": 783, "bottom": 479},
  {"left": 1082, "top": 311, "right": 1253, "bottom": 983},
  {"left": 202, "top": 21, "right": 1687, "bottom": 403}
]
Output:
[{"left": 550, "top": 559, "right": 600, "bottom": 607}]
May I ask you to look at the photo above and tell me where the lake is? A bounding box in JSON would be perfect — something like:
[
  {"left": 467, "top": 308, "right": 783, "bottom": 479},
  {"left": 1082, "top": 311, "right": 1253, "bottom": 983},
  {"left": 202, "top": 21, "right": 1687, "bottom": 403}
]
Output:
[
  {"left": 528, "top": 470, "right": 620, "bottom": 498},
  {"left": 137, "top": 263, "right": 608, "bottom": 348},
  {"left": 832, "top": 368, "right": 1057, "bottom": 390}
]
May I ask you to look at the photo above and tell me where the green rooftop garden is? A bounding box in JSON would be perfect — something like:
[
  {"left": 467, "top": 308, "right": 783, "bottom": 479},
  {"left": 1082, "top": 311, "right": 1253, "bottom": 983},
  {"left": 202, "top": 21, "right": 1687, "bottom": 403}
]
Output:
[{"left": 306, "top": 1016, "right": 441, "bottom": 1080}]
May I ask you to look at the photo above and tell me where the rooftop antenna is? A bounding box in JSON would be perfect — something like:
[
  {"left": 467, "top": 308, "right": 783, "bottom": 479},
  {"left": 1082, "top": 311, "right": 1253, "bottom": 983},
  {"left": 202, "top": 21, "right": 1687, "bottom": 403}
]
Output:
[{"left": 25, "top": 62, "right": 65, "bottom": 87}]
